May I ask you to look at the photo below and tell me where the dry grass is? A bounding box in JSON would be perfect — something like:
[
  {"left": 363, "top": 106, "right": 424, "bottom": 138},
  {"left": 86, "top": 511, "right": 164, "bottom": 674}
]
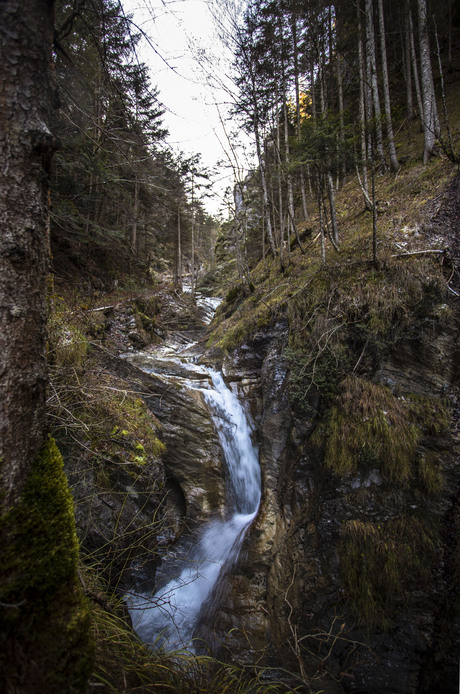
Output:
[{"left": 339, "top": 514, "right": 437, "bottom": 628}]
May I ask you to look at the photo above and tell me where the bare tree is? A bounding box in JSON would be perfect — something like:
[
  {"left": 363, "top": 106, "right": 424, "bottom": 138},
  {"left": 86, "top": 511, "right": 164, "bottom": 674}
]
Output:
[
  {"left": 365, "top": 0, "right": 385, "bottom": 169},
  {"left": 377, "top": 0, "right": 399, "bottom": 171},
  {"left": 417, "top": 0, "right": 440, "bottom": 162},
  {"left": 357, "top": 0, "right": 372, "bottom": 210}
]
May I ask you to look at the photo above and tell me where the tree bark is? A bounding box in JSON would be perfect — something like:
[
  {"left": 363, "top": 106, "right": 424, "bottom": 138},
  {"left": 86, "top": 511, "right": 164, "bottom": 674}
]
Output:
[
  {"left": 175, "top": 205, "right": 182, "bottom": 289},
  {"left": 408, "top": 5, "right": 424, "bottom": 120},
  {"left": 0, "top": 3, "right": 92, "bottom": 690},
  {"left": 365, "top": 0, "right": 385, "bottom": 169},
  {"left": 275, "top": 103, "right": 285, "bottom": 268},
  {"left": 291, "top": 10, "right": 309, "bottom": 221},
  {"left": 131, "top": 175, "right": 139, "bottom": 255},
  {"left": 357, "top": 2, "right": 372, "bottom": 210},
  {"left": 255, "top": 121, "right": 277, "bottom": 257},
  {"left": 327, "top": 172, "right": 339, "bottom": 247},
  {"left": 191, "top": 174, "right": 195, "bottom": 297},
  {"left": 284, "top": 101, "right": 302, "bottom": 254},
  {"left": 417, "top": 0, "right": 440, "bottom": 162},
  {"left": 404, "top": 2, "right": 414, "bottom": 119},
  {"left": 377, "top": 0, "right": 399, "bottom": 171},
  {"left": 337, "top": 52, "right": 346, "bottom": 184},
  {"left": 0, "top": 0, "right": 58, "bottom": 510}
]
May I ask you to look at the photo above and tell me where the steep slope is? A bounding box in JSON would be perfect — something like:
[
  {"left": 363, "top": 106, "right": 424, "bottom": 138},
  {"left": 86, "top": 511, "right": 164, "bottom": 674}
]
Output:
[{"left": 204, "top": 162, "right": 460, "bottom": 693}]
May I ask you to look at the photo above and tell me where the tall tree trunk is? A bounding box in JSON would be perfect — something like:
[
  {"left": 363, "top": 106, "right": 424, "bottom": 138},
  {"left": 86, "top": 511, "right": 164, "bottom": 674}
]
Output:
[
  {"left": 318, "top": 178, "right": 326, "bottom": 266},
  {"left": 310, "top": 62, "right": 317, "bottom": 121},
  {"left": 131, "top": 175, "right": 139, "bottom": 256},
  {"left": 377, "top": 0, "right": 399, "bottom": 170},
  {"left": 404, "top": 4, "right": 414, "bottom": 120},
  {"left": 291, "top": 10, "right": 309, "bottom": 220},
  {"left": 254, "top": 120, "right": 277, "bottom": 257},
  {"left": 365, "top": 0, "right": 386, "bottom": 169},
  {"left": 174, "top": 205, "right": 182, "bottom": 289},
  {"left": 191, "top": 174, "right": 195, "bottom": 298},
  {"left": 327, "top": 172, "right": 339, "bottom": 247},
  {"left": 0, "top": 2, "right": 92, "bottom": 689},
  {"left": 276, "top": 105, "right": 285, "bottom": 268},
  {"left": 284, "top": 101, "right": 303, "bottom": 254},
  {"left": 408, "top": 5, "right": 424, "bottom": 119},
  {"left": 417, "top": 0, "right": 440, "bottom": 162},
  {"left": 337, "top": 52, "right": 346, "bottom": 184},
  {"left": 357, "top": 1, "right": 372, "bottom": 209},
  {"left": 0, "top": 0, "right": 57, "bottom": 509}
]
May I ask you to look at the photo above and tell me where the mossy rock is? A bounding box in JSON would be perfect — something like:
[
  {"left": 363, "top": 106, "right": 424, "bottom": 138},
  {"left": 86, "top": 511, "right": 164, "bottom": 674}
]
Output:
[
  {"left": 0, "top": 438, "right": 93, "bottom": 693},
  {"left": 339, "top": 515, "right": 437, "bottom": 628},
  {"left": 312, "top": 376, "right": 448, "bottom": 492}
]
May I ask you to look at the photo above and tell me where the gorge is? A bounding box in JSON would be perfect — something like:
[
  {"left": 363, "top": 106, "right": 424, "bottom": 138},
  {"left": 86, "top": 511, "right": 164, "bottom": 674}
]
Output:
[
  {"left": 126, "top": 299, "right": 261, "bottom": 651},
  {"left": 2, "top": 1, "right": 459, "bottom": 691},
  {"left": 65, "top": 241, "right": 459, "bottom": 693}
]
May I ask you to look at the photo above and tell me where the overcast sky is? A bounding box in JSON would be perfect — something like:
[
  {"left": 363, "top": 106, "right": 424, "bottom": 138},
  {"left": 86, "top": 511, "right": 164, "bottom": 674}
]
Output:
[{"left": 122, "top": 0, "right": 251, "bottom": 216}]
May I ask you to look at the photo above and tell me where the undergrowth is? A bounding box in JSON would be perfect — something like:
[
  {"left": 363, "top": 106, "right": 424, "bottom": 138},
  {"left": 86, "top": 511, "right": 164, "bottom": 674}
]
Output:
[{"left": 82, "top": 565, "right": 288, "bottom": 693}]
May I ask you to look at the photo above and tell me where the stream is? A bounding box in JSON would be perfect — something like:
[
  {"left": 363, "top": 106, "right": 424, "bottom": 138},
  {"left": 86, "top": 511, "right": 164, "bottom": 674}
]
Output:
[{"left": 125, "top": 296, "right": 261, "bottom": 651}]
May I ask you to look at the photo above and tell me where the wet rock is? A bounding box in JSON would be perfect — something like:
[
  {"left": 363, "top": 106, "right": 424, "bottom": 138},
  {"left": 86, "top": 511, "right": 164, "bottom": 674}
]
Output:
[{"left": 204, "top": 305, "right": 460, "bottom": 694}]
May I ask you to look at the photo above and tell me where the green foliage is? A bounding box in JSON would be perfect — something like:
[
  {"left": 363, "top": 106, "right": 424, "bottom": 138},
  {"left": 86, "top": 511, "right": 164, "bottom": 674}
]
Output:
[
  {"left": 339, "top": 515, "right": 437, "bottom": 628},
  {"left": 0, "top": 438, "right": 93, "bottom": 692}
]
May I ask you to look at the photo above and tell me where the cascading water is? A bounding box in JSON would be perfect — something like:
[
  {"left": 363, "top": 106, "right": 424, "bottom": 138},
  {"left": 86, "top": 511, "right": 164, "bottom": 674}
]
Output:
[{"left": 126, "top": 298, "right": 261, "bottom": 651}]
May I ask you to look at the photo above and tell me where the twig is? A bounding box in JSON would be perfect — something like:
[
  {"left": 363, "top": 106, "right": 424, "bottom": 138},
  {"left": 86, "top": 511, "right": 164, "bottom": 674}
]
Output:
[{"left": 391, "top": 249, "right": 445, "bottom": 258}]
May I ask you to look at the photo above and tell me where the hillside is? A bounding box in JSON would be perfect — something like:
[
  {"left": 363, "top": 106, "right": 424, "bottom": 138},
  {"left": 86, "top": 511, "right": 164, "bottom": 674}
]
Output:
[
  {"left": 2, "top": 0, "right": 460, "bottom": 691},
  {"left": 38, "top": 103, "right": 460, "bottom": 691}
]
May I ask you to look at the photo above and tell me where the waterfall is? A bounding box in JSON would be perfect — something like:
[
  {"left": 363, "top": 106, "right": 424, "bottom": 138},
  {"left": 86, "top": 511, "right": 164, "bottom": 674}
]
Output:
[{"left": 126, "top": 303, "right": 261, "bottom": 651}]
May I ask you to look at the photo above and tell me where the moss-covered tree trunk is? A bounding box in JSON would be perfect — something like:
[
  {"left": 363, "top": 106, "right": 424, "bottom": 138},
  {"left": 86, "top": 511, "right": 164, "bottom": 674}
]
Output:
[
  {"left": 0, "top": 0, "right": 56, "bottom": 509},
  {"left": 0, "top": 2, "right": 92, "bottom": 690}
]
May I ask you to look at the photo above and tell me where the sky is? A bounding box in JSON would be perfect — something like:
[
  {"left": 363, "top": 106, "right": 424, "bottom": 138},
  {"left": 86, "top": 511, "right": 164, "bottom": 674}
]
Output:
[{"left": 122, "top": 0, "right": 251, "bottom": 217}]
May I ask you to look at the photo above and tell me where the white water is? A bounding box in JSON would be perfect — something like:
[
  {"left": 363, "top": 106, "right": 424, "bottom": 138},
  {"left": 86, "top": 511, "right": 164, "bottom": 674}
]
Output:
[{"left": 126, "top": 299, "right": 261, "bottom": 651}]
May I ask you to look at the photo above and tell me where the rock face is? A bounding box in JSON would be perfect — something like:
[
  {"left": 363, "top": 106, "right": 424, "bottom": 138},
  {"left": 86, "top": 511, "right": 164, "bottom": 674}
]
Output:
[
  {"left": 60, "top": 294, "right": 228, "bottom": 594},
  {"left": 205, "top": 305, "right": 460, "bottom": 694}
]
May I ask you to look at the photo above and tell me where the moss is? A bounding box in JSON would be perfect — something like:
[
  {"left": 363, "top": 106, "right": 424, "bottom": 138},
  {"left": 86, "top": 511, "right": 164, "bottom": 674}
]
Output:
[
  {"left": 225, "top": 284, "right": 242, "bottom": 304},
  {"left": 134, "top": 296, "right": 160, "bottom": 317},
  {"left": 313, "top": 376, "right": 421, "bottom": 483},
  {"left": 406, "top": 394, "right": 450, "bottom": 436},
  {"left": 339, "top": 515, "right": 437, "bottom": 628},
  {"left": 417, "top": 450, "right": 444, "bottom": 496},
  {"left": 103, "top": 396, "right": 166, "bottom": 467},
  {"left": 0, "top": 437, "right": 93, "bottom": 692},
  {"left": 135, "top": 309, "right": 156, "bottom": 333},
  {"left": 312, "top": 376, "right": 449, "bottom": 497},
  {"left": 50, "top": 321, "right": 89, "bottom": 367}
]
